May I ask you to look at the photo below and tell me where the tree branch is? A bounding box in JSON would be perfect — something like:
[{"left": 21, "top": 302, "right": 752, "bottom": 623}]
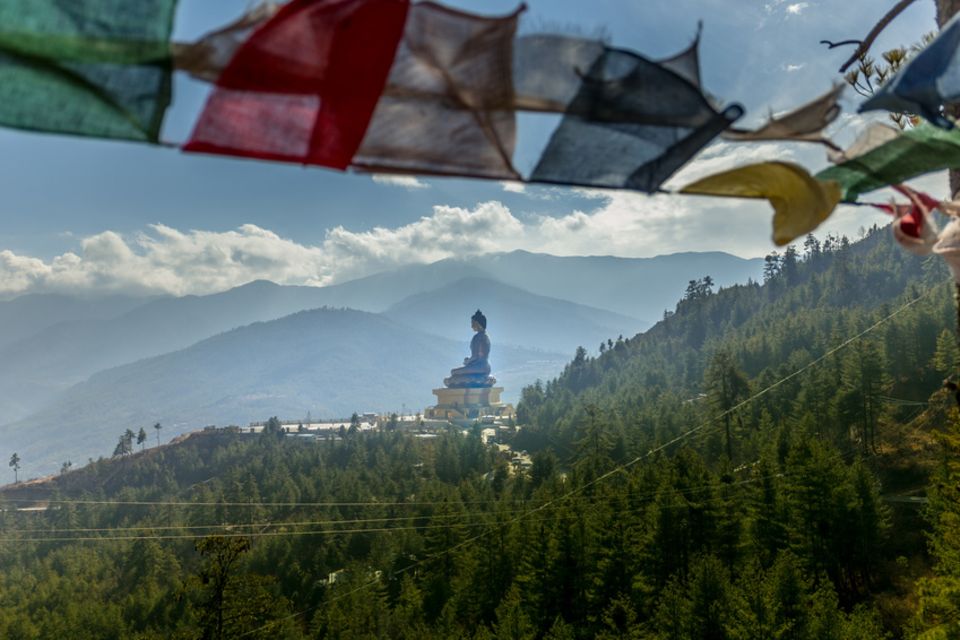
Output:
[{"left": 837, "top": 0, "right": 920, "bottom": 73}]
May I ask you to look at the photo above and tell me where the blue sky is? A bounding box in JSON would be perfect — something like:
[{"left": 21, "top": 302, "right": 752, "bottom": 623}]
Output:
[{"left": 0, "top": 0, "right": 943, "bottom": 297}]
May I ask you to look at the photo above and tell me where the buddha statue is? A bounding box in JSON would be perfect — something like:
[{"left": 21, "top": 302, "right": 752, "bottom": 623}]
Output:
[{"left": 444, "top": 309, "right": 496, "bottom": 388}]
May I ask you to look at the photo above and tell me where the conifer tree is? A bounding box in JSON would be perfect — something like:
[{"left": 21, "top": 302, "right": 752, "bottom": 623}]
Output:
[{"left": 909, "top": 414, "right": 960, "bottom": 638}]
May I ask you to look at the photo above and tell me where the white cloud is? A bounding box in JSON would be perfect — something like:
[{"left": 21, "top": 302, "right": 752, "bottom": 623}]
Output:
[
  {"left": 783, "top": 63, "right": 805, "bottom": 72},
  {"left": 0, "top": 204, "right": 527, "bottom": 297},
  {"left": 664, "top": 140, "right": 800, "bottom": 187},
  {"left": 3, "top": 145, "right": 899, "bottom": 298},
  {"left": 786, "top": 2, "right": 809, "bottom": 15},
  {"left": 371, "top": 174, "right": 430, "bottom": 190},
  {"left": 500, "top": 181, "right": 526, "bottom": 194},
  {"left": 763, "top": 0, "right": 786, "bottom": 13}
]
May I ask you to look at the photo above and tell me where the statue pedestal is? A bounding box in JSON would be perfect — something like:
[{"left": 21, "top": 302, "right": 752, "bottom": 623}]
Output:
[{"left": 425, "top": 387, "right": 512, "bottom": 425}]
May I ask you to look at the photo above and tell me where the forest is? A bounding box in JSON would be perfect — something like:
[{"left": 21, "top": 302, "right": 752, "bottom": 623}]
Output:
[{"left": 1, "top": 225, "right": 959, "bottom": 639}]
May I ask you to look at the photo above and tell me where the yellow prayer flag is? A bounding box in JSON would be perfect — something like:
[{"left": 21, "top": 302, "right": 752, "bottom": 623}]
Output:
[{"left": 679, "top": 161, "right": 842, "bottom": 246}]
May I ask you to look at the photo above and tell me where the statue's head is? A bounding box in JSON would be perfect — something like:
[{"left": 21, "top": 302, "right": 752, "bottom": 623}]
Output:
[{"left": 471, "top": 309, "right": 487, "bottom": 331}]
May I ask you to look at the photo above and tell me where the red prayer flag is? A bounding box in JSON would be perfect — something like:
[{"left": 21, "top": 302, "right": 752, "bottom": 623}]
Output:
[
  {"left": 352, "top": 2, "right": 523, "bottom": 180},
  {"left": 183, "top": 0, "right": 409, "bottom": 169}
]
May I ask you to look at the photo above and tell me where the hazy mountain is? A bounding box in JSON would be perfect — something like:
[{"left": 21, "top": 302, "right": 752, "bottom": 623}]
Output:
[
  {"left": 306, "top": 261, "right": 491, "bottom": 311},
  {"left": 2, "top": 308, "right": 566, "bottom": 477},
  {"left": 453, "top": 250, "right": 765, "bottom": 319},
  {"left": 386, "top": 277, "right": 647, "bottom": 354},
  {"left": 0, "top": 292, "right": 154, "bottom": 350},
  {"left": 0, "top": 280, "right": 344, "bottom": 421},
  {"left": 313, "top": 250, "right": 763, "bottom": 320},
  {"left": 0, "top": 249, "right": 759, "bottom": 422},
  {"left": 0, "top": 251, "right": 760, "bottom": 420}
]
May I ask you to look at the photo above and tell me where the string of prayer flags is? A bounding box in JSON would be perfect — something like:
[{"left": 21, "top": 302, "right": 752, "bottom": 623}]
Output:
[
  {"left": 860, "top": 13, "right": 960, "bottom": 129},
  {"left": 815, "top": 123, "right": 960, "bottom": 202},
  {"left": 0, "top": 0, "right": 178, "bottom": 142},
  {"left": 183, "top": 0, "right": 741, "bottom": 193},
  {"left": 679, "top": 161, "right": 842, "bottom": 246},
  {"left": 183, "top": 0, "right": 411, "bottom": 169},
  {"left": 172, "top": 3, "right": 279, "bottom": 84},
  {"left": 352, "top": 2, "right": 523, "bottom": 180},
  {"left": 723, "top": 85, "right": 843, "bottom": 146}
]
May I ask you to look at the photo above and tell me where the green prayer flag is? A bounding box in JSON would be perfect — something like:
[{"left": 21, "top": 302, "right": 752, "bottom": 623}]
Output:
[
  {"left": 816, "top": 123, "right": 960, "bottom": 201},
  {"left": 0, "top": 0, "right": 177, "bottom": 142}
]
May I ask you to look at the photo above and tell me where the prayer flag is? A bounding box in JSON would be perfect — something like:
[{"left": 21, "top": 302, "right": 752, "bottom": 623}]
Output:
[
  {"left": 183, "top": 1, "right": 738, "bottom": 192},
  {"left": 934, "top": 218, "right": 960, "bottom": 283},
  {"left": 860, "top": 12, "right": 960, "bottom": 128},
  {"left": 173, "top": 3, "right": 280, "bottom": 84},
  {"left": 0, "top": 0, "right": 177, "bottom": 142},
  {"left": 184, "top": 0, "right": 410, "bottom": 169},
  {"left": 816, "top": 123, "right": 960, "bottom": 201},
  {"left": 512, "top": 35, "right": 605, "bottom": 113},
  {"left": 352, "top": 2, "right": 523, "bottom": 180},
  {"left": 656, "top": 24, "right": 702, "bottom": 89},
  {"left": 723, "top": 85, "right": 843, "bottom": 145},
  {"left": 530, "top": 47, "right": 743, "bottom": 192},
  {"left": 826, "top": 122, "right": 899, "bottom": 164},
  {"left": 679, "top": 161, "right": 842, "bottom": 246},
  {"left": 873, "top": 185, "right": 940, "bottom": 256}
]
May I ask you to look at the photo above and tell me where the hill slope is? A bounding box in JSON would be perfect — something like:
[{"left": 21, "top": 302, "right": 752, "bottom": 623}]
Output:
[{"left": 0, "top": 292, "right": 153, "bottom": 350}]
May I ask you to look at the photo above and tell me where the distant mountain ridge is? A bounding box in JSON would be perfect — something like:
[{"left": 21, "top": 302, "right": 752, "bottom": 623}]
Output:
[
  {"left": 386, "top": 276, "right": 646, "bottom": 354},
  {"left": 310, "top": 250, "right": 764, "bottom": 320},
  {"left": 0, "top": 292, "right": 155, "bottom": 351},
  {"left": 2, "top": 307, "right": 568, "bottom": 477},
  {"left": 0, "top": 250, "right": 760, "bottom": 422},
  {"left": 450, "top": 250, "right": 765, "bottom": 319}
]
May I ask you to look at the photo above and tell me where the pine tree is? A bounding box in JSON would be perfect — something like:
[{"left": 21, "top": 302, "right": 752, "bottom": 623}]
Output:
[
  {"left": 909, "top": 415, "right": 960, "bottom": 638},
  {"left": 8, "top": 452, "right": 20, "bottom": 483},
  {"left": 933, "top": 329, "right": 960, "bottom": 378},
  {"left": 704, "top": 350, "right": 750, "bottom": 462}
]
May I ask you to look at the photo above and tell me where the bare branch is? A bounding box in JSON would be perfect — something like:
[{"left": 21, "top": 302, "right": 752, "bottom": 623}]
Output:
[{"left": 837, "top": 0, "right": 920, "bottom": 73}]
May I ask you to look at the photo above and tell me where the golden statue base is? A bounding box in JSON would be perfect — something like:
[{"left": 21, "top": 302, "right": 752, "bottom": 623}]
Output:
[{"left": 424, "top": 387, "right": 514, "bottom": 425}]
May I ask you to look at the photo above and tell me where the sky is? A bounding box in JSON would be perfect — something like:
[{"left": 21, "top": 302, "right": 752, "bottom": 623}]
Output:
[{"left": 0, "top": 0, "right": 944, "bottom": 298}]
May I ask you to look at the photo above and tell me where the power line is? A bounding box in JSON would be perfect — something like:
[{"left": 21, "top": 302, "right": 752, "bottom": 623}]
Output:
[
  {"left": 2, "top": 473, "right": 792, "bottom": 537},
  {"left": 238, "top": 284, "right": 938, "bottom": 637}
]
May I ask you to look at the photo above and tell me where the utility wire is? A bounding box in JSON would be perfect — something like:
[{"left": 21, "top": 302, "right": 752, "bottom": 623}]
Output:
[
  {"left": 2, "top": 473, "right": 793, "bottom": 537},
  {"left": 240, "top": 284, "right": 939, "bottom": 637}
]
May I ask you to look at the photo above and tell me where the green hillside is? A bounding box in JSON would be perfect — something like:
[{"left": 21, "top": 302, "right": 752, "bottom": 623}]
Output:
[{"left": 1, "top": 227, "right": 958, "bottom": 639}]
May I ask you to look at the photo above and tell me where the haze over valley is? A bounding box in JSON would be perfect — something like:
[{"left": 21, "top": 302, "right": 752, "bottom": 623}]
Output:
[{"left": 0, "top": 249, "right": 761, "bottom": 477}]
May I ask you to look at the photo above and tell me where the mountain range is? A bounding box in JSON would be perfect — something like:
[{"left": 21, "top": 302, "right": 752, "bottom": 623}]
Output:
[
  {"left": 4, "top": 307, "right": 569, "bottom": 475},
  {"left": 0, "top": 249, "right": 762, "bottom": 476}
]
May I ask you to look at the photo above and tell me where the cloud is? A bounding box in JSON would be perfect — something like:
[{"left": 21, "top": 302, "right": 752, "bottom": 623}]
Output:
[
  {"left": 785, "top": 2, "right": 809, "bottom": 15},
  {"left": 2, "top": 147, "right": 893, "bottom": 298},
  {"left": 500, "top": 181, "right": 527, "bottom": 194},
  {"left": 664, "top": 140, "right": 801, "bottom": 187},
  {"left": 0, "top": 204, "right": 526, "bottom": 297},
  {"left": 783, "top": 63, "right": 805, "bottom": 72},
  {"left": 371, "top": 174, "right": 430, "bottom": 190}
]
